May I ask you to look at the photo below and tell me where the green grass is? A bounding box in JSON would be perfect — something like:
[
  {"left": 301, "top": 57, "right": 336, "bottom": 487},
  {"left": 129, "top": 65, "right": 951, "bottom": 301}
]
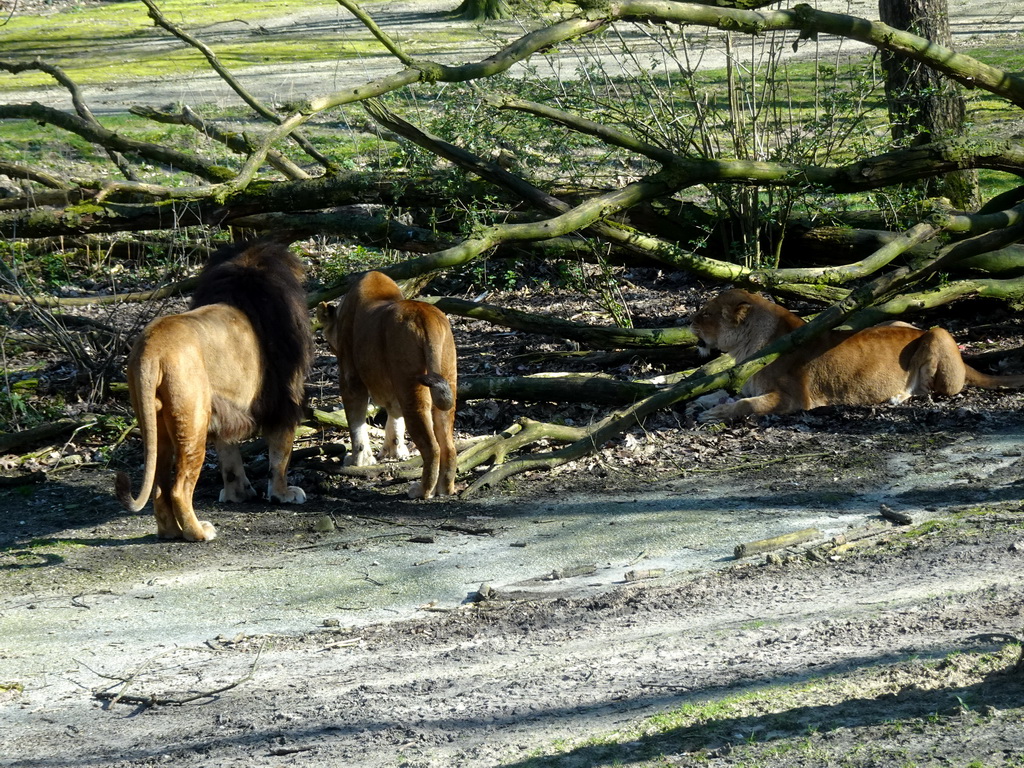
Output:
[
  {"left": 517, "top": 643, "right": 1022, "bottom": 767},
  {"left": 0, "top": 0, "right": 476, "bottom": 89}
]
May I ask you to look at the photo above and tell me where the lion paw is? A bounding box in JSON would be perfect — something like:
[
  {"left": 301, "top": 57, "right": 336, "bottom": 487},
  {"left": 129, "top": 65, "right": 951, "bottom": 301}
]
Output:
[
  {"left": 345, "top": 447, "right": 377, "bottom": 467},
  {"left": 407, "top": 480, "right": 432, "bottom": 500},
  {"left": 182, "top": 521, "right": 217, "bottom": 542},
  {"left": 269, "top": 485, "right": 307, "bottom": 504},
  {"left": 685, "top": 389, "right": 732, "bottom": 420},
  {"left": 696, "top": 404, "right": 732, "bottom": 423},
  {"left": 380, "top": 443, "right": 411, "bottom": 461},
  {"left": 219, "top": 483, "right": 257, "bottom": 503}
]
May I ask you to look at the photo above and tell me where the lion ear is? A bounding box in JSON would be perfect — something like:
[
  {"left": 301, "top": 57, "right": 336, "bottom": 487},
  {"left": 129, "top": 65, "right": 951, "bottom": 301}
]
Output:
[
  {"left": 730, "top": 301, "right": 751, "bottom": 326},
  {"left": 315, "top": 301, "right": 336, "bottom": 322}
]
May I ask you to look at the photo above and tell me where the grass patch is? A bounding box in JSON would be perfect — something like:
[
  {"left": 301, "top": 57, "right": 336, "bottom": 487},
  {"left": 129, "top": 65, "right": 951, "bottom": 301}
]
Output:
[
  {"left": 0, "top": 0, "right": 477, "bottom": 90},
  {"left": 518, "top": 644, "right": 1023, "bottom": 767}
]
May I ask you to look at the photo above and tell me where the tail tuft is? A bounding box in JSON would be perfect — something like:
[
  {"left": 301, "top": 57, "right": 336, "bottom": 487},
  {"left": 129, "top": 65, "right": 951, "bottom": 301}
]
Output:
[{"left": 418, "top": 372, "right": 455, "bottom": 411}]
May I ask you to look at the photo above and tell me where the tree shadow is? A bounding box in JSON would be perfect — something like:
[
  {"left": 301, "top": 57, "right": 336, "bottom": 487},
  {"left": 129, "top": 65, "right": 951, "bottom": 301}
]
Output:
[{"left": 490, "top": 643, "right": 1024, "bottom": 767}]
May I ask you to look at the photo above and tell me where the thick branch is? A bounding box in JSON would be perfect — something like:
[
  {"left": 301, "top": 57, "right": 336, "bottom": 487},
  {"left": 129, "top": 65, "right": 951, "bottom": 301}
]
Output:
[
  {"left": 0, "top": 161, "right": 72, "bottom": 190},
  {"left": 460, "top": 374, "right": 660, "bottom": 404},
  {"left": 0, "top": 277, "right": 198, "bottom": 307},
  {"left": 0, "top": 102, "right": 233, "bottom": 182},
  {"left": 130, "top": 105, "right": 310, "bottom": 181},
  {"left": 850, "top": 277, "right": 1024, "bottom": 327},
  {"left": 431, "top": 297, "right": 696, "bottom": 349},
  {"left": 334, "top": 0, "right": 416, "bottom": 66},
  {"left": 598, "top": 1, "right": 1024, "bottom": 108},
  {"left": 303, "top": 16, "right": 608, "bottom": 114}
]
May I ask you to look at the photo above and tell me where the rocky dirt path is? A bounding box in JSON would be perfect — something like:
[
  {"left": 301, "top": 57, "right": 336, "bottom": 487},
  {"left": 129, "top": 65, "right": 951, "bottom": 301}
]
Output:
[
  {"left": 4, "top": 505, "right": 1024, "bottom": 767},
  {"left": 3, "top": 417, "right": 1024, "bottom": 766}
]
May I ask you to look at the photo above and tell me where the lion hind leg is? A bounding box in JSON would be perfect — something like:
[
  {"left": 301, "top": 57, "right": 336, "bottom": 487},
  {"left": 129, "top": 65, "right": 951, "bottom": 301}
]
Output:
[
  {"left": 403, "top": 405, "right": 440, "bottom": 499},
  {"left": 432, "top": 407, "right": 457, "bottom": 497},
  {"left": 162, "top": 395, "right": 217, "bottom": 542},
  {"left": 265, "top": 426, "right": 305, "bottom": 505},
  {"left": 170, "top": 440, "right": 217, "bottom": 542},
  {"left": 341, "top": 386, "right": 376, "bottom": 467},
  {"left": 215, "top": 440, "right": 257, "bottom": 503},
  {"left": 906, "top": 328, "right": 966, "bottom": 397},
  {"left": 153, "top": 421, "right": 180, "bottom": 539}
]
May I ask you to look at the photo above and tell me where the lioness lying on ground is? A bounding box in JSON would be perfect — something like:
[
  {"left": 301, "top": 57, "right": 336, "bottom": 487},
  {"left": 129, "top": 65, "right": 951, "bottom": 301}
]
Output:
[
  {"left": 116, "top": 240, "right": 313, "bottom": 541},
  {"left": 691, "top": 288, "right": 1024, "bottom": 423},
  {"left": 318, "top": 271, "right": 458, "bottom": 499}
]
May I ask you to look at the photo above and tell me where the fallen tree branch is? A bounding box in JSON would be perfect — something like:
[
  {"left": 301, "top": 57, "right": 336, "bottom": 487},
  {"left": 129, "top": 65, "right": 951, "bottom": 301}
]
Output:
[
  {"left": 323, "top": 418, "right": 589, "bottom": 483},
  {"left": 0, "top": 471, "right": 46, "bottom": 487},
  {"left": 130, "top": 105, "right": 310, "bottom": 181},
  {"left": 0, "top": 276, "right": 198, "bottom": 307},
  {"left": 734, "top": 528, "right": 822, "bottom": 559},
  {"left": 459, "top": 374, "right": 660, "bottom": 404},
  {"left": 92, "top": 641, "right": 266, "bottom": 708},
  {"left": 0, "top": 417, "right": 98, "bottom": 455},
  {"left": 430, "top": 296, "right": 696, "bottom": 349},
  {"left": 0, "top": 101, "right": 234, "bottom": 183}
]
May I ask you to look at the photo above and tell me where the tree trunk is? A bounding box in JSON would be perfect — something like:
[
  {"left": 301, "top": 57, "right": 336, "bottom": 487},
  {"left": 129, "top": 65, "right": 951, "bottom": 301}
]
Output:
[
  {"left": 453, "top": 0, "right": 512, "bottom": 22},
  {"left": 878, "top": 0, "right": 980, "bottom": 209}
]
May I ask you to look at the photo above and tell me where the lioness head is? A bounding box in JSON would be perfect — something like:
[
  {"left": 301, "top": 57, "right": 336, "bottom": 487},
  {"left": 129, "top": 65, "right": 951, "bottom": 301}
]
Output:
[
  {"left": 691, "top": 289, "right": 755, "bottom": 358},
  {"left": 316, "top": 301, "right": 340, "bottom": 353}
]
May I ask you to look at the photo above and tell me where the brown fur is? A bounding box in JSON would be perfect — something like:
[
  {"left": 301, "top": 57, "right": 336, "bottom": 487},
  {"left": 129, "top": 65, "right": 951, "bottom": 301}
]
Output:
[
  {"left": 691, "top": 288, "right": 1024, "bottom": 422},
  {"left": 115, "top": 240, "right": 312, "bottom": 541},
  {"left": 317, "top": 271, "right": 457, "bottom": 499}
]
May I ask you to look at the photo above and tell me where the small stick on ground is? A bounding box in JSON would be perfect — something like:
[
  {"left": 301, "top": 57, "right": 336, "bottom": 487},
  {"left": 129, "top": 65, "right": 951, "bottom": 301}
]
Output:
[
  {"left": 92, "top": 641, "right": 266, "bottom": 708},
  {"left": 734, "top": 528, "right": 822, "bottom": 559}
]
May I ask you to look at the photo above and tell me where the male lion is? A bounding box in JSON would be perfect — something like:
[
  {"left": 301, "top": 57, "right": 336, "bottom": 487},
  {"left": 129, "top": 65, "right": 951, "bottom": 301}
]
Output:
[
  {"left": 115, "top": 240, "right": 313, "bottom": 541},
  {"left": 317, "top": 271, "right": 457, "bottom": 499},
  {"left": 691, "top": 288, "right": 1024, "bottom": 423}
]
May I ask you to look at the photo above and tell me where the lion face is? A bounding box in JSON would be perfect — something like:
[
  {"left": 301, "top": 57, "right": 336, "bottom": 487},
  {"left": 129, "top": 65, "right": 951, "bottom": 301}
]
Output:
[{"left": 691, "top": 290, "right": 753, "bottom": 358}]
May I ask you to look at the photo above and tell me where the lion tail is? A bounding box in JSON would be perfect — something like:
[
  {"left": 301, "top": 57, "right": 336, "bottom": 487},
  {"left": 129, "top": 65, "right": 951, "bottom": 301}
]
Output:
[
  {"left": 115, "top": 356, "right": 160, "bottom": 513},
  {"left": 414, "top": 307, "right": 456, "bottom": 412},
  {"left": 418, "top": 372, "right": 455, "bottom": 412},
  {"left": 964, "top": 366, "right": 1024, "bottom": 390}
]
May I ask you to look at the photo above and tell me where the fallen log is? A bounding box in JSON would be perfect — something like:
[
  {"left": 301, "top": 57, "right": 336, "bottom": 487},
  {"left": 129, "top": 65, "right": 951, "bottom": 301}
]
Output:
[
  {"left": 458, "top": 374, "right": 659, "bottom": 404},
  {"left": 734, "top": 528, "right": 821, "bottom": 559},
  {"left": 0, "top": 416, "right": 97, "bottom": 455}
]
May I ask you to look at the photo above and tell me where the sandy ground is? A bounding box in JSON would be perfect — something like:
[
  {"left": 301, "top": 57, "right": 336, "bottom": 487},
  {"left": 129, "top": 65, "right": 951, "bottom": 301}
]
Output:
[{"left": 3, "top": 417, "right": 1024, "bottom": 767}]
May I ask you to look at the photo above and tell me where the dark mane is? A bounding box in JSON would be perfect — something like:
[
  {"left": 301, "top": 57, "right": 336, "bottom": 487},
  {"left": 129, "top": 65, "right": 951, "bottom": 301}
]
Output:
[{"left": 191, "top": 239, "right": 312, "bottom": 432}]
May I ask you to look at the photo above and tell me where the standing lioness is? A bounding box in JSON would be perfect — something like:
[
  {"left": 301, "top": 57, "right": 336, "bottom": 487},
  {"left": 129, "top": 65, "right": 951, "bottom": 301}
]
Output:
[
  {"left": 318, "top": 271, "right": 458, "bottom": 499},
  {"left": 692, "top": 288, "right": 1024, "bottom": 422}
]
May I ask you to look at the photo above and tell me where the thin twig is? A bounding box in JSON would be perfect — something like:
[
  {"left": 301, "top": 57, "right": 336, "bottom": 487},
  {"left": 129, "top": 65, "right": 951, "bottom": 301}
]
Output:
[{"left": 92, "top": 641, "right": 267, "bottom": 707}]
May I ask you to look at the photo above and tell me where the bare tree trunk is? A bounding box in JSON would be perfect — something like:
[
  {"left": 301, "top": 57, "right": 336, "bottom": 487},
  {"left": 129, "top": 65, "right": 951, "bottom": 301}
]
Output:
[
  {"left": 453, "top": 0, "right": 512, "bottom": 22},
  {"left": 878, "top": 0, "right": 980, "bottom": 209}
]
